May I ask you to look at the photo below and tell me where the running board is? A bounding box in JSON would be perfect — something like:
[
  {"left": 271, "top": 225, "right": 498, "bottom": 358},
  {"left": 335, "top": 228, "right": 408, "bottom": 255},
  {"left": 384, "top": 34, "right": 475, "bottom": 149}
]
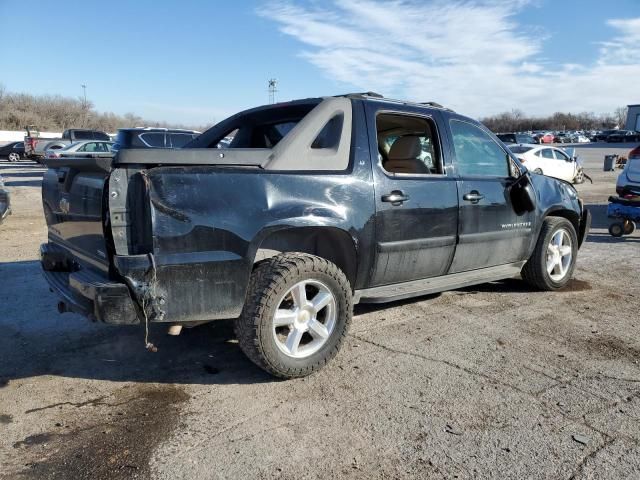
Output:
[{"left": 353, "top": 262, "right": 525, "bottom": 304}]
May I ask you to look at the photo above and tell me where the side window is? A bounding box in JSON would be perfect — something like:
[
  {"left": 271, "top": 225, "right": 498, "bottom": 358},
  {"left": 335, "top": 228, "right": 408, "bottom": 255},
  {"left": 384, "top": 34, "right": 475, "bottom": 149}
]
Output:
[
  {"left": 139, "top": 132, "right": 166, "bottom": 148},
  {"left": 553, "top": 149, "right": 570, "bottom": 161},
  {"left": 311, "top": 114, "right": 343, "bottom": 149},
  {"left": 376, "top": 113, "right": 442, "bottom": 175},
  {"left": 541, "top": 149, "right": 555, "bottom": 159},
  {"left": 449, "top": 120, "right": 509, "bottom": 177},
  {"left": 168, "top": 133, "right": 194, "bottom": 148},
  {"left": 215, "top": 129, "right": 238, "bottom": 148}
]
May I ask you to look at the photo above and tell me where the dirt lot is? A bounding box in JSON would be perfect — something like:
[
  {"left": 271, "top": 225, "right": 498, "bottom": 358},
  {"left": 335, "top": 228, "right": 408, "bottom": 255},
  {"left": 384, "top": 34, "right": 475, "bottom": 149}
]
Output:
[{"left": 0, "top": 145, "right": 639, "bottom": 479}]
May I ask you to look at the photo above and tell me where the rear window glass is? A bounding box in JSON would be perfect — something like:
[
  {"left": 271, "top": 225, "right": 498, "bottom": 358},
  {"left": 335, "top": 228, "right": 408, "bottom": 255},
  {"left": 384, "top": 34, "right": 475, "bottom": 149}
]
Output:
[{"left": 73, "top": 131, "right": 109, "bottom": 141}]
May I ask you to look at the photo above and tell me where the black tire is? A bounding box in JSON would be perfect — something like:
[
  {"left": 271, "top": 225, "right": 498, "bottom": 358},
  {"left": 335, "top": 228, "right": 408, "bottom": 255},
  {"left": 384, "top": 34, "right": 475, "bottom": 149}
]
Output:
[
  {"left": 609, "top": 222, "right": 624, "bottom": 237},
  {"left": 522, "top": 217, "right": 578, "bottom": 291},
  {"left": 235, "top": 253, "right": 352, "bottom": 379},
  {"left": 623, "top": 220, "right": 635, "bottom": 235}
]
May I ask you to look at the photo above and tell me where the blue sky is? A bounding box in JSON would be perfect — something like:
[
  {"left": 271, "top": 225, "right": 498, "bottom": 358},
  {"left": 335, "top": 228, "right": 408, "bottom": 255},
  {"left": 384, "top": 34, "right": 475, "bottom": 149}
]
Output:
[{"left": 1, "top": 0, "right": 639, "bottom": 125}]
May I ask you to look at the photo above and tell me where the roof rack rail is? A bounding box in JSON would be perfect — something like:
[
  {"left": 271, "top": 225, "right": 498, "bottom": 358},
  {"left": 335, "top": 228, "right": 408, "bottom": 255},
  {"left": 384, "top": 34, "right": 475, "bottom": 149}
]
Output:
[
  {"left": 419, "top": 101, "right": 445, "bottom": 109},
  {"left": 340, "top": 92, "right": 384, "bottom": 99}
]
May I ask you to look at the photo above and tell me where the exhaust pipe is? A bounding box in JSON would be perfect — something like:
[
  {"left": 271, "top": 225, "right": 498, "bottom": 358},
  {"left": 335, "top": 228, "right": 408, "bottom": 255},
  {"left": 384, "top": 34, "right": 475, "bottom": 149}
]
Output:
[{"left": 167, "top": 324, "right": 183, "bottom": 336}]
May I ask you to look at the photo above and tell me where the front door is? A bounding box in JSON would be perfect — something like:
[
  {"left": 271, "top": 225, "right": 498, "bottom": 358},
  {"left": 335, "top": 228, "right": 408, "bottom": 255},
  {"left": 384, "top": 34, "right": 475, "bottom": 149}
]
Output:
[
  {"left": 367, "top": 105, "right": 459, "bottom": 286},
  {"left": 446, "top": 117, "right": 534, "bottom": 273}
]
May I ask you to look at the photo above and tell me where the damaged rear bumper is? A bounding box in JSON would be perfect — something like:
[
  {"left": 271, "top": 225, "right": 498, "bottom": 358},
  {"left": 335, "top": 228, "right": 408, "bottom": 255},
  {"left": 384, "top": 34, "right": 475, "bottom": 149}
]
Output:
[{"left": 40, "top": 243, "right": 140, "bottom": 324}]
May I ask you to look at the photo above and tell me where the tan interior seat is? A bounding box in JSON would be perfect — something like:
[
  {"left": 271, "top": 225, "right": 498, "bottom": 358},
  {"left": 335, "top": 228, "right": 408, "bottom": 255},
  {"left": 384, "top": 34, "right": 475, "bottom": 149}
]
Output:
[{"left": 384, "top": 136, "right": 429, "bottom": 174}]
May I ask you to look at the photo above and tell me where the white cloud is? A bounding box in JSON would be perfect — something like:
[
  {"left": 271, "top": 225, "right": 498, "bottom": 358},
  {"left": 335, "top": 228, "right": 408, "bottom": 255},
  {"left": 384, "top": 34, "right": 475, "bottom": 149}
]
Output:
[{"left": 260, "top": 0, "right": 640, "bottom": 117}]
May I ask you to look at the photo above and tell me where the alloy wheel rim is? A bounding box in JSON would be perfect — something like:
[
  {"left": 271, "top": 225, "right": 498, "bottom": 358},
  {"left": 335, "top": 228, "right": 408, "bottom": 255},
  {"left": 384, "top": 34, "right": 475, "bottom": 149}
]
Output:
[
  {"left": 8, "top": 153, "right": 18, "bottom": 162},
  {"left": 272, "top": 279, "right": 337, "bottom": 359},
  {"left": 546, "top": 228, "right": 572, "bottom": 282}
]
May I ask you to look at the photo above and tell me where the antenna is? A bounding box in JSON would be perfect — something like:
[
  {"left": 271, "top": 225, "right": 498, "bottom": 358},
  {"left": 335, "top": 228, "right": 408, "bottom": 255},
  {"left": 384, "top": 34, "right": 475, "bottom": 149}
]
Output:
[{"left": 268, "top": 78, "right": 278, "bottom": 104}]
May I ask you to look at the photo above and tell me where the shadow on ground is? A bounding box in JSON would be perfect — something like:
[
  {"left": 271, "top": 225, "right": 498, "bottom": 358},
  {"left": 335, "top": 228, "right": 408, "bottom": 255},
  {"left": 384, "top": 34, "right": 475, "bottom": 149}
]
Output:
[{"left": 0, "top": 260, "right": 274, "bottom": 387}]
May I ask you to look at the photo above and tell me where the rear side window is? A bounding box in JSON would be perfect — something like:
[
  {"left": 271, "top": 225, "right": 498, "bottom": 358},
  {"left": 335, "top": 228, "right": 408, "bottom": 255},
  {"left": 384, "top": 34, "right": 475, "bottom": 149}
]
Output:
[
  {"left": 167, "top": 133, "right": 196, "bottom": 148},
  {"left": 139, "top": 132, "right": 166, "bottom": 148},
  {"left": 541, "top": 149, "right": 554, "bottom": 159},
  {"left": 450, "top": 120, "right": 509, "bottom": 177},
  {"left": 376, "top": 113, "right": 442, "bottom": 175},
  {"left": 73, "top": 131, "right": 109, "bottom": 141},
  {"left": 311, "top": 114, "right": 343, "bottom": 150}
]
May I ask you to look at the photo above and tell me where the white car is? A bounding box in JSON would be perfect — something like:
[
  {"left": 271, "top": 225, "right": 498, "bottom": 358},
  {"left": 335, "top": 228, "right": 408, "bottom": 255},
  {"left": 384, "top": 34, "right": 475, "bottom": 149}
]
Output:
[
  {"left": 616, "top": 146, "right": 640, "bottom": 197},
  {"left": 509, "top": 144, "right": 584, "bottom": 183}
]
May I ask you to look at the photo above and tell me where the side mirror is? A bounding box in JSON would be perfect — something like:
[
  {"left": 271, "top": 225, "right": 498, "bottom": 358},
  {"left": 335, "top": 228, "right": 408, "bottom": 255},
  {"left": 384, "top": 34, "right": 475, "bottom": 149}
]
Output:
[{"left": 509, "top": 173, "right": 536, "bottom": 215}]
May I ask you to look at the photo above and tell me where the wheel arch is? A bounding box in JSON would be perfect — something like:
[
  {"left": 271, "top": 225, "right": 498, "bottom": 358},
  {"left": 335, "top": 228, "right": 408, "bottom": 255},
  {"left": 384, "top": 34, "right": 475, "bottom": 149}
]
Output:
[
  {"left": 253, "top": 226, "right": 358, "bottom": 290},
  {"left": 544, "top": 208, "right": 580, "bottom": 235}
]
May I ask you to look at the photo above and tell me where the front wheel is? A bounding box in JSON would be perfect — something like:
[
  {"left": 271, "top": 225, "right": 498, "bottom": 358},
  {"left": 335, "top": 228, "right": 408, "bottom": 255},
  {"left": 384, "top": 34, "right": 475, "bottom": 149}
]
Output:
[
  {"left": 533, "top": 168, "right": 543, "bottom": 174},
  {"left": 623, "top": 220, "right": 636, "bottom": 235},
  {"left": 235, "top": 253, "right": 352, "bottom": 379},
  {"left": 573, "top": 170, "right": 585, "bottom": 184},
  {"left": 522, "top": 217, "right": 578, "bottom": 290},
  {"left": 8, "top": 152, "right": 20, "bottom": 162}
]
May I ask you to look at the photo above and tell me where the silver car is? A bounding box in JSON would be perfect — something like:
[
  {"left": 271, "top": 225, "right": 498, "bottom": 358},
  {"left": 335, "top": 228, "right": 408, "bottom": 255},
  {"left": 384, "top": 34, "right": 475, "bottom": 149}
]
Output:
[
  {"left": 45, "top": 140, "right": 115, "bottom": 159},
  {"left": 616, "top": 146, "right": 640, "bottom": 197}
]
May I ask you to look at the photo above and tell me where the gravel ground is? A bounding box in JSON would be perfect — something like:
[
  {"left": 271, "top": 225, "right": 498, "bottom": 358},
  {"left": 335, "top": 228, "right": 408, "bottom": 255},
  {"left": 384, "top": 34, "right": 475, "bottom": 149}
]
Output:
[{"left": 0, "top": 145, "right": 639, "bottom": 480}]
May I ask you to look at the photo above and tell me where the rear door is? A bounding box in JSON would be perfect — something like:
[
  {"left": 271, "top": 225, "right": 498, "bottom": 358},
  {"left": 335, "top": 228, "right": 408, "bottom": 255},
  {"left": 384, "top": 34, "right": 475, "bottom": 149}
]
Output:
[
  {"left": 445, "top": 116, "right": 534, "bottom": 273},
  {"left": 366, "top": 103, "right": 459, "bottom": 286}
]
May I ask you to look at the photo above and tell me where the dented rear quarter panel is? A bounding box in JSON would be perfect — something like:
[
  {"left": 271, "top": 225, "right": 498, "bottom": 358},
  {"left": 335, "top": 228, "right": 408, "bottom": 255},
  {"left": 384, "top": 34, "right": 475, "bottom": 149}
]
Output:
[{"left": 137, "top": 160, "right": 375, "bottom": 322}]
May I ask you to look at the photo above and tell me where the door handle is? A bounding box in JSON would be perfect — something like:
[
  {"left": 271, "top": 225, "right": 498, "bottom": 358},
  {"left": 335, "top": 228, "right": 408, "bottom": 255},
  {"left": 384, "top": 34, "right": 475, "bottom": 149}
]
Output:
[
  {"left": 381, "top": 190, "right": 409, "bottom": 206},
  {"left": 463, "top": 191, "right": 484, "bottom": 203}
]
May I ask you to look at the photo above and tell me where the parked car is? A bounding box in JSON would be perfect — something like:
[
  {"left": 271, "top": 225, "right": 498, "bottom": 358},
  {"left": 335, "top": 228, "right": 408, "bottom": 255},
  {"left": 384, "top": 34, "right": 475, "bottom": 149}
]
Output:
[
  {"left": 111, "top": 128, "right": 200, "bottom": 153},
  {"left": 616, "top": 146, "right": 640, "bottom": 197},
  {"left": 496, "top": 133, "right": 536, "bottom": 144},
  {"left": 574, "top": 134, "right": 590, "bottom": 143},
  {"left": 554, "top": 132, "right": 573, "bottom": 144},
  {"left": 508, "top": 144, "right": 585, "bottom": 183},
  {"left": 539, "top": 132, "right": 555, "bottom": 144},
  {"left": 606, "top": 130, "right": 640, "bottom": 143},
  {"left": 591, "top": 129, "right": 619, "bottom": 142},
  {"left": 0, "top": 141, "right": 26, "bottom": 162},
  {"left": 40, "top": 93, "right": 590, "bottom": 379},
  {"left": 45, "top": 141, "right": 115, "bottom": 159},
  {"left": 0, "top": 174, "right": 10, "bottom": 224},
  {"left": 24, "top": 127, "right": 110, "bottom": 160}
]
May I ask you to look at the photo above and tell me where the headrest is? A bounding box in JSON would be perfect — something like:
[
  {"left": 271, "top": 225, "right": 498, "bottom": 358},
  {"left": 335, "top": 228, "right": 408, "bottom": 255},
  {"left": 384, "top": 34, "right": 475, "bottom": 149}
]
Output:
[{"left": 388, "top": 136, "right": 421, "bottom": 160}]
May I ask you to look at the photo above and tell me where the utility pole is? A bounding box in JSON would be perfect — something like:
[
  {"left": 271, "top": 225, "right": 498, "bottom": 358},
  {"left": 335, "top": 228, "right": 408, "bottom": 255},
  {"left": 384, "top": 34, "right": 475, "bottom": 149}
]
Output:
[
  {"left": 268, "top": 79, "right": 277, "bottom": 104},
  {"left": 81, "top": 84, "right": 87, "bottom": 109}
]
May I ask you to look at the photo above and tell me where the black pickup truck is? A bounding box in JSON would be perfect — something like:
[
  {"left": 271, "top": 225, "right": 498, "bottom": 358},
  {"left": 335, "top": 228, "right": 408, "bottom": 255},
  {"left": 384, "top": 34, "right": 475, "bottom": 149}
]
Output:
[{"left": 40, "top": 93, "right": 590, "bottom": 378}]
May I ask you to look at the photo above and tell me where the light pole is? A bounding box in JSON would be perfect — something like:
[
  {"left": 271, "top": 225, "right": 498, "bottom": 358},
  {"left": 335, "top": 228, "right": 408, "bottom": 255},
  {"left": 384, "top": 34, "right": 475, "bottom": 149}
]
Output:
[{"left": 81, "top": 84, "right": 87, "bottom": 109}]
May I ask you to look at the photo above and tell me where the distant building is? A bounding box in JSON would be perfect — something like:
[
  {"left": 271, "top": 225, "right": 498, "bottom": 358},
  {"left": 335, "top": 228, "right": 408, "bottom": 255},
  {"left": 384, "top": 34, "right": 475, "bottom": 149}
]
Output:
[{"left": 626, "top": 104, "right": 640, "bottom": 131}]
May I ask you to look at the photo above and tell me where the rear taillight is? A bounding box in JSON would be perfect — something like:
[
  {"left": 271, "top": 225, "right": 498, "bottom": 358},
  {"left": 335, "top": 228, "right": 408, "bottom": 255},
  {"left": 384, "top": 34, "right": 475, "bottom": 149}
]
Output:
[
  {"left": 629, "top": 146, "right": 640, "bottom": 159},
  {"left": 616, "top": 186, "right": 625, "bottom": 196}
]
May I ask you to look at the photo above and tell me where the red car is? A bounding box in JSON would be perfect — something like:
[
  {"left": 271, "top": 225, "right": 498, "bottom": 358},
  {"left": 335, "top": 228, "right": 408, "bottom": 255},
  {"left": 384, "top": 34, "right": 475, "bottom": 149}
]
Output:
[{"left": 539, "top": 133, "right": 555, "bottom": 144}]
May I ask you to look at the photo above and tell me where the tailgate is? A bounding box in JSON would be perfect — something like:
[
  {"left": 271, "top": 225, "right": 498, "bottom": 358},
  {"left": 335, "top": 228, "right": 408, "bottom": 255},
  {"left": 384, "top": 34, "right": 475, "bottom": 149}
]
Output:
[{"left": 42, "top": 157, "right": 113, "bottom": 273}]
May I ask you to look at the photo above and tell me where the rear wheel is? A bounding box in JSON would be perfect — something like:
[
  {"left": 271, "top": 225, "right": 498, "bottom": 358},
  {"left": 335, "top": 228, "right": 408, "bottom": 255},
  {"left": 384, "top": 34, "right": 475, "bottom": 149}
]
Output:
[
  {"left": 522, "top": 217, "right": 578, "bottom": 290},
  {"left": 235, "top": 253, "right": 352, "bottom": 379},
  {"left": 609, "top": 222, "right": 624, "bottom": 237},
  {"left": 8, "top": 152, "right": 19, "bottom": 162}
]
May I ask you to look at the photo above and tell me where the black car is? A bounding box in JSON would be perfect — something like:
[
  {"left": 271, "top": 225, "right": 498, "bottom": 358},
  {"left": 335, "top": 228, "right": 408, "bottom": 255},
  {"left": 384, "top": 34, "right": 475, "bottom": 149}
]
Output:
[
  {"left": 0, "top": 141, "right": 26, "bottom": 162},
  {"left": 606, "top": 130, "right": 640, "bottom": 143},
  {"left": 40, "top": 92, "right": 590, "bottom": 379},
  {"left": 496, "top": 133, "right": 536, "bottom": 144},
  {"left": 112, "top": 128, "right": 200, "bottom": 153}
]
